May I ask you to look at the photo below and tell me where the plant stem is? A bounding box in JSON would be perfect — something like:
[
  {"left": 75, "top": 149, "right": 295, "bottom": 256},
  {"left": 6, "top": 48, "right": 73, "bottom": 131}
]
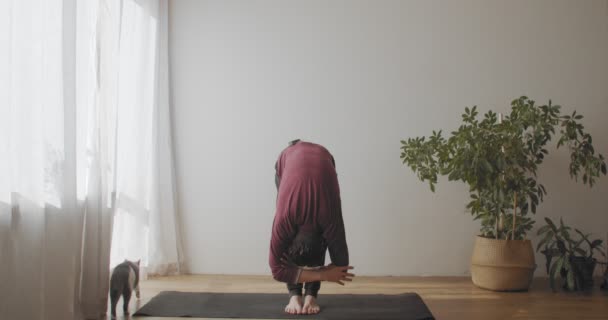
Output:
[
  {"left": 495, "top": 208, "right": 499, "bottom": 239},
  {"left": 512, "top": 192, "right": 517, "bottom": 240}
]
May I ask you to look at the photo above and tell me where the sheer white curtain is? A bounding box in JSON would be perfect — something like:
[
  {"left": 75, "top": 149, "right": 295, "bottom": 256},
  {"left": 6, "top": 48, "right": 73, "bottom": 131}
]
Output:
[
  {"left": 0, "top": 0, "right": 182, "bottom": 319},
  {"left": 108, "top": 0, "right": 183, "bottom": 277}
]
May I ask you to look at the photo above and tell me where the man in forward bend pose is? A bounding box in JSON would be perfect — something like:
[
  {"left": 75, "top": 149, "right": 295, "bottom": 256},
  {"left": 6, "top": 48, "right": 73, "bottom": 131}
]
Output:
[{"left": 269, "top": 140, "right": 354, "bottom": 315}]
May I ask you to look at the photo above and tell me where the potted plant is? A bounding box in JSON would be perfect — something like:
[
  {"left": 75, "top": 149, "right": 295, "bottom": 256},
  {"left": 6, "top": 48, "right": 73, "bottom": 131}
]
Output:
[
  {"left": 400, "top": 96, "right": 606, "bottom": 291},
  {"left": 537, "top": 217, "right": 605, "bottom": 291}
]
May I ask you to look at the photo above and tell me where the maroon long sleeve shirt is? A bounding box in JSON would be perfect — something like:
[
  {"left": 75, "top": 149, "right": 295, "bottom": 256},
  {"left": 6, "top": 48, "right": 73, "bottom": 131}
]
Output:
[{"left": 269, "top": 141, "right": 349, "bottom": 283}]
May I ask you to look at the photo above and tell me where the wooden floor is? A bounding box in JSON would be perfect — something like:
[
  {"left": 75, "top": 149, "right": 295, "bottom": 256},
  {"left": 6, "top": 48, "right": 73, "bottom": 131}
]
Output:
[{"left": 107, "top": 275, "right": 608, "bottom": 320}]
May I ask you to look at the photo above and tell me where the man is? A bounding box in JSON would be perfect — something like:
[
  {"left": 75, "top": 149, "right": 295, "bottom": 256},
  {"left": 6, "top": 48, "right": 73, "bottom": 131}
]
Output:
[{"left": 269, "top": 140, "right": 355, "bottom": 315}]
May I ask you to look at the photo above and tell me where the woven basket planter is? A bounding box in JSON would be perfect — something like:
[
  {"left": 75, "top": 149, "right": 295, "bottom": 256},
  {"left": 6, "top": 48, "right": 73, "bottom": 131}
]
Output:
[{"left": 471, "top": 236, "right": 536, "bottom": 291}]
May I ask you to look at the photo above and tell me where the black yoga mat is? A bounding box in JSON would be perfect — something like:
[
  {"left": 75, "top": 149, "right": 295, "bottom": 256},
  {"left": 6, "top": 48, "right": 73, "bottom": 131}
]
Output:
[{"left": 134, "top": 291, "right": 435, "bottom": 320}]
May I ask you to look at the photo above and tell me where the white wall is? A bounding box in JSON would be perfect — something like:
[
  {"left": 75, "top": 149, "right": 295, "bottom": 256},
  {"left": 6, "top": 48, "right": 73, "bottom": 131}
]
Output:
[{"left": 169, "top": 0, "right": 608, "bottom": 276}]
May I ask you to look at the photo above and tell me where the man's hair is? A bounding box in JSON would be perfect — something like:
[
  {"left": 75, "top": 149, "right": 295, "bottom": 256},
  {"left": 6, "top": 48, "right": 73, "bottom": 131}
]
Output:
[{"left": 287, "top": 229, "right": 326, "bottom": 266}]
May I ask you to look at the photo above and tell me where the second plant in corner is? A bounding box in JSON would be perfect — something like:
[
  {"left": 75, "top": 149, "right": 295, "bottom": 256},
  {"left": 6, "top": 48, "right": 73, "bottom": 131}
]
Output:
[
  {"left": 537, "top": 217, "right": 605, "bottom": 291},
  {"left": 400, "top": 96, "right": 606, "bottom": 291}
]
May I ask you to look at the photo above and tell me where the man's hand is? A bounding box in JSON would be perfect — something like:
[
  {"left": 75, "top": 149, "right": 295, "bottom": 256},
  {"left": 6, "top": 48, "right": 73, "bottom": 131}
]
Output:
[
  {"left": 281, "top": 254, "right": 355, "bottom": 284},
  {"left": 320, "top": 265, "right": 355, "bottom": 285}
]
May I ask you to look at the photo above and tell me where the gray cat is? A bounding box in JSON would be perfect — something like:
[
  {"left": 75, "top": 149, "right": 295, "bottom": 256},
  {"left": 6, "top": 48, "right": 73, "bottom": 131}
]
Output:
[{"left": 110, "top": 259, "right": 141, "bottom": 318}]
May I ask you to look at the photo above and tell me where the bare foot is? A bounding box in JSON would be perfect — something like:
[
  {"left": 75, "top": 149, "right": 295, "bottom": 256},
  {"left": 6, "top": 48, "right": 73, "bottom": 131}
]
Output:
[
  {"left": 302, "top": 295, "right": 320, "bottom": 314},
  {"left": 284, "top": 295, "right": 303, "bottom": 315}
]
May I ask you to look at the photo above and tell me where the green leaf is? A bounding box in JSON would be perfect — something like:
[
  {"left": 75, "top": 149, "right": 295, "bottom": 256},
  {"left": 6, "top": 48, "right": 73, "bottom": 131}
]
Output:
[
  {"left": 549, "top": 257, "right": 563, "bottom": 292},
  {"left": 566, "top": 269, "right": 575, "bottom": 290},
  {"left": 537, "top": 224, "right": 551, "bottom": 235},
  {"left": 560, "top": 227, "right": 572, "bottom": 243},
  {"left": 545, "top": 217, "right": 558, "bottom": 233},
  {"left": 498, "top": 188, "right": 504, "bottom": 203},
  {"left": 536, "top": 232, "right": 553, "bottom": 252},
  {"left": 482, "top": 160, "right": 493, "bottom": 172},
  {"left": 557, "top": 240, "right": 567, "bottom": 253}
]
